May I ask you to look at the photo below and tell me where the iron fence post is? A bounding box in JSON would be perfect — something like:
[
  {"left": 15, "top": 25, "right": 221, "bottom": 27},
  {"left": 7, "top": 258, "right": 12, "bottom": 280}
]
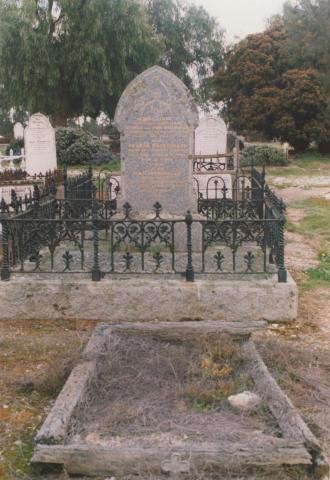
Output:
[
  {"left": 92, "top": 195, "right": 102, "bottom": 281},
  {"left": 277, "top": 219, "right": 287, "bottom": 283},
  {"left": 185, "top": 211, "right": 194, "bottom": 282},
  {"left": 1, "top": 219, "right": 10, "bottom": 281},
  {"left": 63, "top": 168, "right": 68, "bottom": 200}
]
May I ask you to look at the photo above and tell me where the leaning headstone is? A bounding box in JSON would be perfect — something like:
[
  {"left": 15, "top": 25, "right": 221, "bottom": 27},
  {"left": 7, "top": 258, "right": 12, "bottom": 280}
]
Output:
[
  {"left": 24, "top": 113, "right": 57, "bottom": 175},
  {"left": 13, "top": 122, "right": 24, "bottom": 140},
  {"left": 114, "top": 66, "right": 199, "bottom": 215},
  {"left": 195, "top": 115, "right": 227, "bottom": 155}
]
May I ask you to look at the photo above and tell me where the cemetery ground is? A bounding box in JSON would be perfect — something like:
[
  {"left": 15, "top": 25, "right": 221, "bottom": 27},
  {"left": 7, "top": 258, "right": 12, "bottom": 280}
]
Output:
[{"left": 0, "top": 154, "right": 329, "bottom": 479}]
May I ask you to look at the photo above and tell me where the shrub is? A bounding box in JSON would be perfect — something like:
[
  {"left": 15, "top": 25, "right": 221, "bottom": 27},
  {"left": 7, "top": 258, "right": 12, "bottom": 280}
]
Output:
[
  {"left": 241, "top": 145, "right": 288, "bottom": 167},
  {"left": 91, "top": 150, "right": 114, "bottom": 165},
  {"left": 55, "top": 128, "right": 112, "bottom": 166},
  {"left": 5, "top": 138, "right": 24, "bottom": 155},
  {"left": 318, "top": 140, "right": 330, "bottom": 154}
]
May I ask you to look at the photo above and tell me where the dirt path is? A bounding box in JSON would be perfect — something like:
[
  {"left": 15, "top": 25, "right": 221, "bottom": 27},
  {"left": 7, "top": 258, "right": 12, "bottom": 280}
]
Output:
[{"left": 255, "top": 185, "right": 330, "bottom": 468}]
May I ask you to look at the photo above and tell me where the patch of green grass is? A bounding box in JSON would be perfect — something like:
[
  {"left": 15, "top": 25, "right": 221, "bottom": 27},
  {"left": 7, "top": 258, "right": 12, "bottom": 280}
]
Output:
[
  {"left": 287, "top": 197, "right": 330, "bottom": 289},
  {"left": 3, "top": 428, "right": 36, "bottom": 479},
  {"left": 65, "top": 158, "right": 121, "bottom": 174},
  {"left": 288, "top": 197, "right": 330, "bottom": 240},
  {"left": 267, "top": 151, "right": 330, "bottom": 177},
  {"left": 304, "top": 251, "right": 330, "bottom": 290},
  {"left": 92, "top": 158, "right": 121, "bottom": 173}
]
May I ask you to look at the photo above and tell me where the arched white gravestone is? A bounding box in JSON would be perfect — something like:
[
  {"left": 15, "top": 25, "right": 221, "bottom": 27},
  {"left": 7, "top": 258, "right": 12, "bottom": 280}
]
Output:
[
  {"left": 115, "top": 66, "right": 199, "bottom": 215},
  {"left": 13, "top": 122, "right": 24, "bottom": 139},
  {"left": 195, "top": 116, "right": 227, "bottom": 155},
  {"left": 24, "top": 113, "right": 57, "bottom": 175}
]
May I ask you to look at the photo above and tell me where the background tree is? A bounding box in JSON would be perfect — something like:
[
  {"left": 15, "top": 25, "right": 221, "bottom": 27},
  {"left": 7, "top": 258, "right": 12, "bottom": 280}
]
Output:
[
  {"left": 0, "top": 0, "right": 163, "bottom": 126},
  {"left": 146, "top": 0, "right": 225, "bottom": 105},
  {"left": 281, "top": 0, "right": 330, "bottom": 151},
  {"left": 213, "top": 23, "right": 327, "bottom": 151}
]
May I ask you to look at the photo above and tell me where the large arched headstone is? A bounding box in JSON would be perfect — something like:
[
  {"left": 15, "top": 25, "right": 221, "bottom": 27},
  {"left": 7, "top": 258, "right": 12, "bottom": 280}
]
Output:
[
  {"left": 195, "top": 115, "right": 227, "bottom": 155},
  {"left": 24, "top": 113, "right": 57, "bottom": 175},
  {"left": 115, "top": 66, "right": 199, "bottom": 214}
]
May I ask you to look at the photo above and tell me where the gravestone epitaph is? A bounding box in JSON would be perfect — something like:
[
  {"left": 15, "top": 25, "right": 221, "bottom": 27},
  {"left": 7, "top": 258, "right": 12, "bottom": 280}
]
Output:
[
  {"left": 115, "top": 66, "right": 199, "bottom": 215},
  {"left": 24, "top": 113, "right": 57, "bottom": 175},
  {"left": 13, "top": 122, "right": 24, "bottom": 140},
  {"left": 195, "top": 116, "right": 227, "bottom": 155}
]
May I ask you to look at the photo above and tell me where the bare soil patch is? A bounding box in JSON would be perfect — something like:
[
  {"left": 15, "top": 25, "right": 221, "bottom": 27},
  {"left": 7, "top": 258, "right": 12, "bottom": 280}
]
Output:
[{"left": 278, "top": 186, "right": 330, "bottom": 203}]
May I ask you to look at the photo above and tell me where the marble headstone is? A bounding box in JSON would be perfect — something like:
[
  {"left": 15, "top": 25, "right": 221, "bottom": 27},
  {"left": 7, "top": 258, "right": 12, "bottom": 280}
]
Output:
[
  {"left": 13, "top": 122, "right": 24, "bottom": 140},
  {"left": 195, "top": 116, "right": 227, "bottom": 155},
  {"left": 114, "top": 66, "right": 199, "bottom": 215},
  {"left": 24, "top": 113, "right": 57, "bottom": 175}
]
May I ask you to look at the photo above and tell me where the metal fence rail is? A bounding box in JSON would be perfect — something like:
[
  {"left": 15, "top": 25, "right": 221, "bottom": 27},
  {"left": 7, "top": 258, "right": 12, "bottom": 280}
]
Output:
[{"left": 0, "top": 166, "right": 287, "bottom": 283}]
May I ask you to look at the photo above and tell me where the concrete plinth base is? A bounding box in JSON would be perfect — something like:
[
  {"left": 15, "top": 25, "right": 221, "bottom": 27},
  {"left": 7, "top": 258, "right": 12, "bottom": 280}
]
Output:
[{"left": 0, "top": 273, "right": 298, "bottom": 323}]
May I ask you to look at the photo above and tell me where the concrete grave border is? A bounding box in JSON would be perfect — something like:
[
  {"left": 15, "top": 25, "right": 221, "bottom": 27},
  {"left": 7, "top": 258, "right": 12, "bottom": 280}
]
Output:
[
  {"left": 32, "top": 323, "right": 327, "bottom": 478},
  {"left": 0, "top": 273, "right": 298, "bottom": 323}
]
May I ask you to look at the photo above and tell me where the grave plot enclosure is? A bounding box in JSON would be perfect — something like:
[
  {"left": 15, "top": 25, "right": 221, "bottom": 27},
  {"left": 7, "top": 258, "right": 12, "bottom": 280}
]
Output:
[
  {"left": 0, "top": 165, "right": 288, "bottom": 282},
  {"left": 33, "top": 324, "right": 327, "bottom": 478}
]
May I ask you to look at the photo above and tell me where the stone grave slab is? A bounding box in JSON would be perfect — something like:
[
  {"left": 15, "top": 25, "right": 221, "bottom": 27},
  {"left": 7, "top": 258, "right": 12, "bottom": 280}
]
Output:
[
  {"left": 24, "top": 113, "right": 57, "bottom": 175},
  {"left": 115, "top": 66, "right": 199, "bottom": 215},
  {"left": 195, "top": 115, "right": 227, "bottom": 155}
]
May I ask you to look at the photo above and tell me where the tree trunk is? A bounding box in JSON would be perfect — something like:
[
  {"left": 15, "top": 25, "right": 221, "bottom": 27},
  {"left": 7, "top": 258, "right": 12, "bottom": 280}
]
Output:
[{"left": 53, "top": 110, "right": 68, "bottom": 127}]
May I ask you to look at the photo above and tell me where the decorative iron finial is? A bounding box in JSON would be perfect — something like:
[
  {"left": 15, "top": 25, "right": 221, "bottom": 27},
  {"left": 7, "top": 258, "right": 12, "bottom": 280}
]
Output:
[
  {"left": 153, "top": 202, "right": 162, "bottom": 218},
  {"left": 123, "top": 202, "right": 132, "bottom": 219}
]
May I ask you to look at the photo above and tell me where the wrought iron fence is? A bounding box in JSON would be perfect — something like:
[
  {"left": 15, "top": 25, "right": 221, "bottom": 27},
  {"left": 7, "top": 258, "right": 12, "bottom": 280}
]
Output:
[
  {"left": 0, "top": 166, "right": 287, "bottom": 283},
  {"left": 190, "top": 153, "right": 235, "bottom": 173}
]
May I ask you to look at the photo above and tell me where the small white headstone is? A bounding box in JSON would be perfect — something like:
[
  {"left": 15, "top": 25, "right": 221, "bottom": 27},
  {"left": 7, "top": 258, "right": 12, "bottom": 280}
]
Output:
[
  {"left": 13, "top": 122, "right": 24, "bottom": 139},
  {"left": 195, "top": 115, "right": 227, "bottom": 155},
  {"left": 24, "top": 113, "right": 57, "bottom": 175}
]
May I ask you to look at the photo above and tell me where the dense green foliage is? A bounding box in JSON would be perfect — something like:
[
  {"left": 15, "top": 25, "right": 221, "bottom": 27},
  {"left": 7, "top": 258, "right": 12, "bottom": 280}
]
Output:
[
  {"left": 281, "top": 0, "right": 330, "bottom": 152},
  {"left": 213, "top": 22, "right": 328, "bottom": 152},
  {"left": 0, "top": 0, "right": 163, "bottom": 125},
  {"left": 147, "top": 0, "right": 224, "bottom": 103},
  {"left": 241, "top": 145, "right": 288, "bottom": 167},
  {"left": 0, "top": 109, "right": 12, "bottom": 136},
  {"left": 0, "top": 0, "right": 224, "bottom": 127},
  {"left": 55, "top": 128, "right": 111, "bottom": 165}
]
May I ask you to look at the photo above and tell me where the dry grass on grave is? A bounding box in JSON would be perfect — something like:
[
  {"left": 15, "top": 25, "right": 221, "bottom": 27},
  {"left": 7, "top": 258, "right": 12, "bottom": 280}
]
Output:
[
  {"left": 68, "top": 333, "right": 281, "bottom": 448},
  {"left": 255, "top": 335, "right": 330, "bottom": 448}
]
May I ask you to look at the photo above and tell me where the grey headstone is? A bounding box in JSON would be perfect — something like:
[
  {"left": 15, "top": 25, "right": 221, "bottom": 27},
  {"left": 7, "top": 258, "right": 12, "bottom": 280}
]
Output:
[{"left": 115, "top": 66, "right": 199, "bottom": 215}]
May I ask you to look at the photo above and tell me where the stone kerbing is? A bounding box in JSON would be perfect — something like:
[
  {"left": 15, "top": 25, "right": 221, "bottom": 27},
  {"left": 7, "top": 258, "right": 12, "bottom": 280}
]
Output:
[{"left": 0, "top": 273, "right": 298, "bottom": 323}]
